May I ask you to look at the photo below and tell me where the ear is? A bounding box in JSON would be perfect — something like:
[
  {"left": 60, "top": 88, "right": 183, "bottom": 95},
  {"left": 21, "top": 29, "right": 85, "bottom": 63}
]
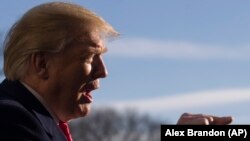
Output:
[{"left": 30, "top": 53, "right": 49, "bottom": 79}]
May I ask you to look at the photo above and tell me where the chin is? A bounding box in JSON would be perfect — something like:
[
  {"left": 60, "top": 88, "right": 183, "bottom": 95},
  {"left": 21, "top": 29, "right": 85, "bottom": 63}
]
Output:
[{"left": 77, "top": 103, "right": 91, "bottom": 117}]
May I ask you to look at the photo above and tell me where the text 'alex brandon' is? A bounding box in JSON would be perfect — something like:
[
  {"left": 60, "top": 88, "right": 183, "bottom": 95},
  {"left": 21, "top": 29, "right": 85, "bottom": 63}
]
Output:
[{"left": 164, "top": 128, "right": 247, "bottom": 138}]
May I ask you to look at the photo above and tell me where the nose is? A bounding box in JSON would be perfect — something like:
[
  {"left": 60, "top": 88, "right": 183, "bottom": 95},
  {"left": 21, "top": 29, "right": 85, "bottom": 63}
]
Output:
[{"left": 92, "top": 56, "right": 108, "bottom": 79}]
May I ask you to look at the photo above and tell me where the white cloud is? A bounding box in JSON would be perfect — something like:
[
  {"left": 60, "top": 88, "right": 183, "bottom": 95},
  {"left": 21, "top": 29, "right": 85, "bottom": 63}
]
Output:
[
  {"left": 107, "top": 38, "right": 250, "bottom": 60},
  {"left": 102, "top": 88, "right": 250, "bottom": 113}
]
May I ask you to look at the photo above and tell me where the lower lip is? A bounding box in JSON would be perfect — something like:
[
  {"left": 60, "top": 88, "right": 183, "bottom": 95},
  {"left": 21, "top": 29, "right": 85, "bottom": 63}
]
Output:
[{"left": 82, "top": 92, "right": 93, "bottom": 103}]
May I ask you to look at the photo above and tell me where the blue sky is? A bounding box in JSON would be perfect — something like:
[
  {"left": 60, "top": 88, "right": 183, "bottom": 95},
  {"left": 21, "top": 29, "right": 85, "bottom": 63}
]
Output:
[{"left": 1, "top": 0, "right": 250, "bottom": 124}]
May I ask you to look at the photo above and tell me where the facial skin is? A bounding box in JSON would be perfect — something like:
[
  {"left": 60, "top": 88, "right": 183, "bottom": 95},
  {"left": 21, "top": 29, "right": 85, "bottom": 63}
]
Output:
[
  {"left": 47, "top": 32, "right": 108, "bottom": 121},
  {"left": 24, "top": 31, "right": 108, "bottom": 122}
]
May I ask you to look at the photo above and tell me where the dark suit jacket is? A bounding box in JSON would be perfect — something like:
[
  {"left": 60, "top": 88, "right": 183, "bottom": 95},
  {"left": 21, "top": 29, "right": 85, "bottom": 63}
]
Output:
[{"left": 0, "top": 79, "right": 67, "bottom": 141}]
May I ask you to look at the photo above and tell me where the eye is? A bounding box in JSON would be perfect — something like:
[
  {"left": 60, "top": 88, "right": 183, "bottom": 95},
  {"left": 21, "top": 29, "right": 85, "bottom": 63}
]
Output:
[{"left": 82, "top": 54, "right": 95, "bottom": 64}]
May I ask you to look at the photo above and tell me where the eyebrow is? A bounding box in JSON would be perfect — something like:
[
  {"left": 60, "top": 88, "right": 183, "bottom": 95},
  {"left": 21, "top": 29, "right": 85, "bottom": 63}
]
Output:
[
  {"left": 85, "top": 46, "right": 108, "bottom": 54},
  {"left": 75, "top": 38, "right": 108, "bottom": 54}
]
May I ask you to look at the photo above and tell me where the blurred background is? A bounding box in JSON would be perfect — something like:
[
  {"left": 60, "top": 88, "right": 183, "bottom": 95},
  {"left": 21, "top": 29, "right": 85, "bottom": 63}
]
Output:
[{"left": 1, "top": 0, "right": 250, "bottom": 140}]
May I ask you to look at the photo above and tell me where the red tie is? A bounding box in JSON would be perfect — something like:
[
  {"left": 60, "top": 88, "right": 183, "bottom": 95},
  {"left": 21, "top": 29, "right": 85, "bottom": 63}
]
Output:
[{"left": 59, "top": 121, "right": 73, "bottom": 141}]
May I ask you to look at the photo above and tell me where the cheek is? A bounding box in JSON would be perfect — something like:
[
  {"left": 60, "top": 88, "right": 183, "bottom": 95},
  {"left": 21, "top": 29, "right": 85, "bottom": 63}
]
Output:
[
  {"left": 68, "top": 63, "right": 92, "bottom": 85},
  {"left": 82, "top": 63, "right": 92, "bottom": 76},
  {"left": 66, "top": 64, "right": 92, "bottom": 97}
]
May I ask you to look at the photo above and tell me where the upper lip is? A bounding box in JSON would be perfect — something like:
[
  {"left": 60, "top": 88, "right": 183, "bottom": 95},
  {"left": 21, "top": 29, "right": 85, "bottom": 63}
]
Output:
[{"left": 81, "top": 80, "right": 100, "bottom": 92}]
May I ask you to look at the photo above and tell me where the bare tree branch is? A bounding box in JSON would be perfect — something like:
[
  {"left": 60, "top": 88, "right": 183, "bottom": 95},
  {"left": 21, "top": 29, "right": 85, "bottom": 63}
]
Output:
[{"left": 69, "top": 107, "right": 164, "bottom": 141}]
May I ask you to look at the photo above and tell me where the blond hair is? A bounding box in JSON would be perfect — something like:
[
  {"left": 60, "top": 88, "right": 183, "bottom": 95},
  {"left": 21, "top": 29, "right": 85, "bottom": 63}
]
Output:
[{"left": 3, "top": 2, "right": 118, "bottom": 81}]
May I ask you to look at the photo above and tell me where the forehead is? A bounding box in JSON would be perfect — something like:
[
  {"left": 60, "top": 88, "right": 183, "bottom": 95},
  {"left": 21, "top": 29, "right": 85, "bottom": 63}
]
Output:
[
  {"left": 78, "top": 32, "right": 103, "bottom": 46},
  {"left": 73, "top": 31, "right": 106, "bottom": 54}
]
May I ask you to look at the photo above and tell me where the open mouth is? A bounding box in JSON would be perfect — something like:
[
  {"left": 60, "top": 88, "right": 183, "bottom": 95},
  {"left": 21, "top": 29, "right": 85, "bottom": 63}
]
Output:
[
  {"left": 81, "top": 90, "right": 93, "bottom": 103},
  {"left": 79, "top": 81, "right": 99, "bottom": 103}
]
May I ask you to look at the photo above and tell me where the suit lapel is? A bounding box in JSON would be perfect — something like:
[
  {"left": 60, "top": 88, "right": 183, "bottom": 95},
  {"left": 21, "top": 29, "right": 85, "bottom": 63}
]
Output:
[{"left": 34, "top": 110, "right": 67, "bottom": 141}]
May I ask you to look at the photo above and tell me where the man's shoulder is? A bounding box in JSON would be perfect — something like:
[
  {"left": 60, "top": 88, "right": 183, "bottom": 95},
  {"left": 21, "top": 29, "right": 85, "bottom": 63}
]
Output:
[
  {"left": 0, "top": 80, "right": 32, "bottom": 117},
  {"left": 0, "top": 86, "right": 56, "bottom": 141},
  {"left": 0, "top": 79, "right": 43, "bottom": 135},
  {"left": 0, "top": 80, "right": 44, "bottom": 126},
  {"left": 0, "top": 95, "right": 39, "bottom": 125},
  {"left": 0, "top": 95, "right": 29, "bottom": 113},
  {"left": 0, "top": 79, "right": 67, "bottom": 141}
]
